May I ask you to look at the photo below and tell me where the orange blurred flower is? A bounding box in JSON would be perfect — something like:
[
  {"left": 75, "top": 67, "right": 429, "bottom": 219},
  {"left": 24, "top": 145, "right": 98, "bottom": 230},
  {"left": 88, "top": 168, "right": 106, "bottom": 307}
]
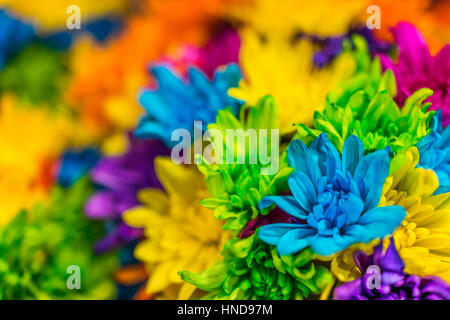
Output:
[
  {"left": 66, "top": 0, "right": 247, "bottom": 143},
  {"left": 363, "top": 0, "right": 449, "bottom": 54}
]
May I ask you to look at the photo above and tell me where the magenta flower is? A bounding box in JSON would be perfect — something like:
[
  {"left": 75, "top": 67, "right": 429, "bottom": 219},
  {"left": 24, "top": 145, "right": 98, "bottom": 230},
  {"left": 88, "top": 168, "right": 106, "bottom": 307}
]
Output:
[
  {"left": 160, "top": 27, "right": 240, "bottom": 78},
  {"left": 379, "top": 22, "right": 450, "bottom": 126}
]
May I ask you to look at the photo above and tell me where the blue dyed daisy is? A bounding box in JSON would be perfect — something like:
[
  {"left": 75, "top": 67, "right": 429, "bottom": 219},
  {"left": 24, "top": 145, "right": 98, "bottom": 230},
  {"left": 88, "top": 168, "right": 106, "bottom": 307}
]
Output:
[
  {"left": 416, "top": 111, "right": 450, "bottom": 194},
  {"left": 0, "top": 9, "right": 34, "bottom": 69},
  {"left": 43, "top": 17, "right": 123, "bottom": 50},
  {"left": 135, "top": 63, "right": 242, "bottom": 147},
  {"left": 258, "top": 134, "right": 405, "bottom": 256},
  {"left": 58, "top": 148, "right": 100, "bottom": 187}
]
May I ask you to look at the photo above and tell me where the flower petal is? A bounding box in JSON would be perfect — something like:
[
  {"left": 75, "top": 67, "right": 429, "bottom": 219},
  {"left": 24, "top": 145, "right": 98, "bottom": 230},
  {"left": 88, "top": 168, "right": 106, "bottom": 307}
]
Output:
[
  {"left": 277, "top": 227, "right": 316, "bottom": 256},
  {"left": 258, "top": 223, "right": 312, "bottom": 247},
  {"left": 342, "top": 135, "right": 364, "bottom": 175},
  {"left": 259, "top": 195, "right": 308, "bottom": 219},
  {"left": 288, "top": 172, "right": 316, "bottom": 212},
  {"left": 309, "top": 235, "right": 350, "bottom": 256},
  {"left": 343, "top": 206, "right": 406, "bottom": 245},
  {"left": 354, "top": 149, "right": 390, "bottom": 210}
]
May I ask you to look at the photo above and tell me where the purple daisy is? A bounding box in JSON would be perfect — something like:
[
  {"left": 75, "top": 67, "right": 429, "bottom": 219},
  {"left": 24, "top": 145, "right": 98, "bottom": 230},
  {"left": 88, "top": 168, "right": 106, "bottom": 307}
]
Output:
[
  {"left": 85, "top": 133, "right": 170, "bottom": 254},
  {"left": 333, "top": 240, "right": 450, "bottom": 300}
]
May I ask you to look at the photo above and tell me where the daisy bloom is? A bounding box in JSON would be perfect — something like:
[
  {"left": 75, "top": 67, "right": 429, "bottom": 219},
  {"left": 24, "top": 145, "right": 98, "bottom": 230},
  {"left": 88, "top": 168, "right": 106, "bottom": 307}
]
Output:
[
  {"left": 332, "top": 147, "right": 450, "bottom": 283},
  {"left": 227, "top": 0, "right": 367, "bottom": 39},
  {"left": 381, "top": 147, "right": 450, "bottom": 282},
  {"left": 334, "top": 240, "right": 450, "bottom": 300},
  {"left": 180, "top": 235, "right": 333, "bottom": 300},
  {"left": 66, "top": 0, "right": 244, "bottom": 140},
  {"left": 0, "top": 179, "right": 118, "bottom": 299},
  {"left": 123, "top": 157, "right": 229, "bottom": 299},
  {"left": 297, "top": 36, "right": 435, "bottom": 154},
  {"left": 199, "top": 95, "right": 289, "bottom": 232},
  {"left": 135, "top": 64, "right": 242, "bottom": 147},
  {"left": 229, "top": 29, "right": 356, "bottom": 133},
  {"left": 258, "top": 134, "right": 405, "bottom": 256},
  {"left": 85, "top": 134, "right": 169, "bottom": 254},
  {"left": 0, "top": 95, "right": 74, "bottom": 225}
]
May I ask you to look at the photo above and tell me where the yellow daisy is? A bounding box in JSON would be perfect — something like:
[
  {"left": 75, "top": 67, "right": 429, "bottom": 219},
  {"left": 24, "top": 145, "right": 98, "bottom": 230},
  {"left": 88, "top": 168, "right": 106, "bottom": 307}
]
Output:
[
  {"left": 123, "top": 157, "right": 230, "bottom": 299},
  {"left": 228, "top": 28, "right": 356, "bottom": 133},
  {"left": 227, "top": 0, "right": 367, "bottom": 38},
  {"left": 0, "top": 95, "right": 75, "bottom": 225},
  {"left": 332, "top": 148, "right": 450, "bottom": 283},
  {"left": 381, "top": 147, "right": 450, "bottom": 281}
]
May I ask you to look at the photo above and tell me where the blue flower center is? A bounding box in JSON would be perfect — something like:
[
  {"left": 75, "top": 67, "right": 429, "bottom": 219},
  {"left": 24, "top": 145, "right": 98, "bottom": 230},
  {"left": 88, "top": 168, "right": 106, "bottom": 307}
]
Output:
[{"left": 308, "top": 170, "right": 360, "bottom": 235}]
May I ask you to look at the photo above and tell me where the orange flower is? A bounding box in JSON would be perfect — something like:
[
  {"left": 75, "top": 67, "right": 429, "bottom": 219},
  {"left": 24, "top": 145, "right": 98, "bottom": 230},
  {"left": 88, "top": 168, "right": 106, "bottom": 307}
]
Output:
[
  {"left": 418, "top": 0, "right": 450, "bottom": 54},
  {"left": 362, "top": 0, "right": 449, "bottom": 54},
  {"left": 66, "top": 0, "right": 247, "bottom": 141}
]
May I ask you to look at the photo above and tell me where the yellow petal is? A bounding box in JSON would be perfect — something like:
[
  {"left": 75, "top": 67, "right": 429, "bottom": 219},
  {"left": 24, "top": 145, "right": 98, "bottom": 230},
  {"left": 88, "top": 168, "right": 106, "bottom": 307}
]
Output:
[
  {"left": 178, "top": 283, "right": 197, "bottom": 300},
  {"left": 423, "top": 192, "right": 450, "bottom": 210},
  {"left": 134, "top": 241, "right": 173, "bottom": 263},
  {"left": 123, "top": 206, "right": 161, "bottom": 228},
  {"left": 155, "top": 157, "right": 202, "bottom": 201},
  {"left": 137, "top": 188, "right": 169, "bottom": 212},
  {"left": 414, "top": 234, "right": 450, "bottom": 250},
  {"left": 146, "top": 261, "right": 174, "bottom": 294},
  {"left": 403, "top": 168, "right": 438, "bottom": 198}
]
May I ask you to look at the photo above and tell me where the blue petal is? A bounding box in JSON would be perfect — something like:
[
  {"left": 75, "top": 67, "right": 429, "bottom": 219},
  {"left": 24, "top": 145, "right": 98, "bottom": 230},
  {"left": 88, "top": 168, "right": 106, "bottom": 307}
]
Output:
[
  {"left": 288, "top": 172, "right": 316, "bottom": 212},
  {"left": 358, "top": 205, "right": 405, "bottom": 226},
  {"left": 342, "top": 135, "right": 364, "bottom": 175},
  {"left": 343, "top": 206, "right": 405, "bottom": 243},
  {"left": 309, "top": 235, "right": 349, "bottom": 256},
  {"left": 188, "top": 67, "right": 211, "bottom": 93},
  {"left": 287, "top": 139, "right": 310, "bottom": 176},
  {"left": 135, "top": 119, "right": 169, "bottom": 142},
  {"left": 341, "top": 194, "right": 365, "bottom": 225},
  {"left": 354, "top": 149, "right": 390, "bottom": 210},
  {"left": 277, "top": 227, "right": 316, "bottom": 256},
  {"left": 139, "top": 91, "right": 171, "bottom": 123},
  {"left": 258, "top": 223, "right": 310, "bottom": 246},
  {"left": 310, "top": 133, "right": 342, "bottom": 180},
  {"left": 150, "top": 65, "right": 186, "bottom": 92},
  {"left": 288, "top": 139, "right": 322, "bottom": 185},
  {"left": 439, "top": 126, "right": 450, "bottom": 147},
  {"left": 259, "top": 195, "right": 308, "bottom": 219},
  {"left": 214, "top": 63, "right": 241, "bottom": 87}
]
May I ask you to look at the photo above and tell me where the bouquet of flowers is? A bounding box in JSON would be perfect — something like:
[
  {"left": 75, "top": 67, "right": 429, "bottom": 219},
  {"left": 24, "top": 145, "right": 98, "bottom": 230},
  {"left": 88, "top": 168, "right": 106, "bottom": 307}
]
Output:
[{"left": 0, "top": 0, "right": 449, "bottom": 301}]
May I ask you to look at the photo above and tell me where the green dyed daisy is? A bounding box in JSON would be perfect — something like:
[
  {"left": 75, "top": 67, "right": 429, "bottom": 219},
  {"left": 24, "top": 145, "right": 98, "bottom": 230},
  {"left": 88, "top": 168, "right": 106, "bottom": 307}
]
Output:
[
  {"left": 180, "top": 235, "right": 332, "bottom": 300},
  {"left": 296, "top": 35, "right": 435, "bottom": 154},
  {"left": 0, "top": 179, "right": 117, "bottom": 299},
  {"left": 198, "top": 95, "right": 292, "bottom": 232},
  {"left": 0, "top": 43, "right": 69, "bottom": 107}
]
